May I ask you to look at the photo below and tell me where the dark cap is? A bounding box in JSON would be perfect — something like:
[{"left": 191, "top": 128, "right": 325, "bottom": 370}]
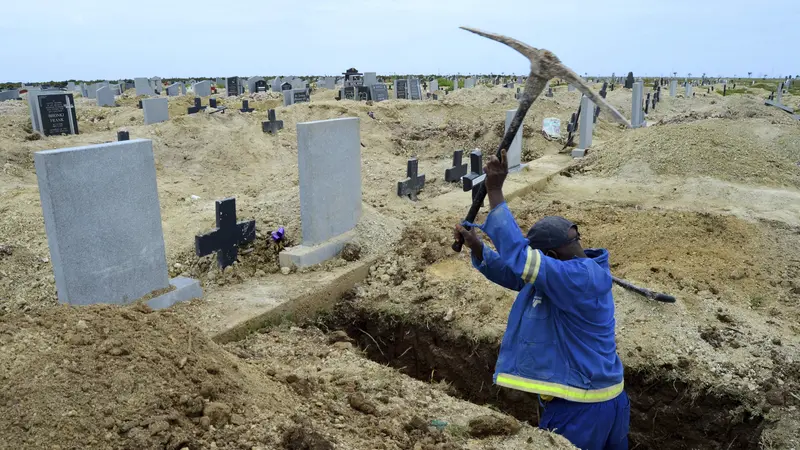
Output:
[{"left": 526, "top": 216, "right": 577, "bottom": 250}]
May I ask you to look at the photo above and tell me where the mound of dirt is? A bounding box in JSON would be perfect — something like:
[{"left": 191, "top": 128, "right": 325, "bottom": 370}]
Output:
[
  {"left": 0, "top": 303, "right": 574, "bottom": 450},
  {"left": 576, "top": 117, "right": 800, "bottom": 187},
  {"left": 0, "top": 303, "right": 274, "bottom": 449}
]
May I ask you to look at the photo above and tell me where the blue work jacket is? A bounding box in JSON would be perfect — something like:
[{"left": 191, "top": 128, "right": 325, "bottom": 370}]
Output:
[{"left": 470, "top": 202, "right": 624, "bottom": 403}]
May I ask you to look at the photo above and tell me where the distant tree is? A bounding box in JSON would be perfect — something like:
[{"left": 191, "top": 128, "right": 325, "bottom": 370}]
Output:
[{"left": 748, "top": 72, "right": 752, "bottom": 78}]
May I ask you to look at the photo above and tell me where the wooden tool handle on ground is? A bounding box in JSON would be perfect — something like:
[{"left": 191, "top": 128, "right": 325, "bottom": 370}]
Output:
[{"left": 611, "top": 276, "right": 676, "bottom": 303}]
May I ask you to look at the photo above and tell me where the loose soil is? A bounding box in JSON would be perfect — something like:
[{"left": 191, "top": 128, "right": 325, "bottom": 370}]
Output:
[{"left": 2, "top": 82, "right": 800, "bottom": 449}]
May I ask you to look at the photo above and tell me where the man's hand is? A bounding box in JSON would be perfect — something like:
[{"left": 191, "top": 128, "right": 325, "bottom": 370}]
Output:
[
  {"left": 485, "top": 149, "right": 508, "bottom": 209},
  {"left": 454, "top": 224, "right": 483, "bottom": 261}
]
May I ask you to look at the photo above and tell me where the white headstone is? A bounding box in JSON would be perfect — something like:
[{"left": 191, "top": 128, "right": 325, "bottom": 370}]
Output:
[
  {"left": 34, "top": 139, "right": 201, "bottom": 308},
  {"left": 142, "top": 98, "right": 169, "bottom": 125},
  {"left": 96, "top": 86, "right": 115, "bottom": 107},
  {"left": 573, "top": 95, "right": 594, "bottom": 158},
  {"left": 430, "top": 79, "right": 439, "bottom": 92},
  {"left": 192, "top": 80, "right": 211, "bottom": 97},
  {"left": 631, "top": 82, "right": 644, "bottom": 128},
  {"left": 670, "top": 80, "right": 677, "bottom": 97},
  {"left": 363, "top": 72, "right": 377, "bottom": 87},
  {"left": 134, "top": 77, "right": 155, "bottom": 96},
  {"left": 504, "top": 110, "right": 523, "bottom": 171},
  {"left": 279, "top": 118, "right": 362, "bottom": 268}
]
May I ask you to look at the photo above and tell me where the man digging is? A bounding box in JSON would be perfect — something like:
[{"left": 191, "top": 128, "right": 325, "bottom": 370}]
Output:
[{"left": 454, "top": 150, "right": 630, "bottom": 450}]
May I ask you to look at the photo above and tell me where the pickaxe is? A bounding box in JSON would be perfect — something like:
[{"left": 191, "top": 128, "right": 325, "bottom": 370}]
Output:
[
  {"left": 452, "top": 29, "right": 676, "bottom": 304},
  {"left": 451, "top": 27, "right": 631, "bottom": 254}
]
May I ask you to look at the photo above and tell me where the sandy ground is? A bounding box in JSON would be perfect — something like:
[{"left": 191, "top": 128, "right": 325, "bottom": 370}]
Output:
[{"left": 1, "top": 80, "right": 799, "bottom": 449}]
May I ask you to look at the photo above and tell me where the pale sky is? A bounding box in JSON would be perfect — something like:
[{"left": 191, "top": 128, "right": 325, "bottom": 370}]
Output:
[{"left": 1, "top": 0, "right": 798, "bottom": 82}]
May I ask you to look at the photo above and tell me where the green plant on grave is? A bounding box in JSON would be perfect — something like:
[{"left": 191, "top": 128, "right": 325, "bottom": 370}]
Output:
[
  {"left": 717, "top": 88, "right": 749, "bottom": 95},
  {"left": 436, "top": 78, "right": 453, "bottom": 89}
]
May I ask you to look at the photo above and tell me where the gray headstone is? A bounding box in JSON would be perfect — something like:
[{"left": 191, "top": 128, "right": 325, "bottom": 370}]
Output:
[
  {"left": 284, "top": 89, "right": 310, "bottom": 106},
  {"left": 324, "top": 77, "right": 335, "bottom": 89},
  {"left": 134, "top": 77, "right": 155, "bottom": 96},
  {"left": 576, "top": 95, "right": 594, "bottom": 154},
  {"left": 394, "top": 79, "right": 408, "bottom": 99},
  {"left": 504, "top": 110, "right": 523, "bottom": 171},
  {"left": 685, "top": 82, "right": 693, "bottom": 97},
  {"left": 430, "top": 79, "right": 439, "bottom": 93},
  {"left": 670, "top": 80, "right": 677, "bottom": 97},
  {"left": 0, "top": 89, "right": 20, "bottom": 101},
  {"left": 363, "top": 72, "right": 377, "bottom": 87},
  {"left": 67, "top": 81, "right": 76, "bottom": 91},
  {"left": 28, "top": 90, "right": 79, "bottom": 136},
  {"left": 247, "top": 76, "right": 265, "bottom": 93},
  {"left": 142, "top": 98, "right": 168, "bottom": 125},
  {"left": 632, "top": 82, "right": 644, "bottom": 128},
  {"left": 371, "top": 84, "right": 389, "bottom": 102},
  {"left": 166, "top": 82, "right": 184, "bottom": 97},
  {"left": 34, "top": 139, "right": 201, "bottom": 307},
  {"left": 279, "top": 118, "right": 362, "bottom": 268},
  {"left": 86, "top": 83, "right": 98, "bottom": 99},
  {"left": 96, "top": 86, "right": 115, "bottom": 107},
  {"left": 776, "top": 83, "right": 784, "bottom": 104},
  {"left": 409, "top": 78, "right": 422, "bottom": 100},
  {"left": 465, "top": 77, "right": 475, "bottom": 88},
  {"left": 192, "top": 80, "right": 211, "bottom": 97}
]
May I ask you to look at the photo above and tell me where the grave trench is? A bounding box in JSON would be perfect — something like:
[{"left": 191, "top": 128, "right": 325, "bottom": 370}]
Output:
[{"left": 318, "top": 307, "right": 764, "bottom": 450}]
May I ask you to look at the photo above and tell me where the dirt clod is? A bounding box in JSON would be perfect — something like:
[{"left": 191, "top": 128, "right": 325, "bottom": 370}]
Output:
[
  {"left": 348, "top": 393, "right": 379, "bottom": 415},
  {"left": 340, "top": 242, "right": 362, "bottom": 262},
  {"left": 467, "top": 415, "right": 521, "bottom": 437},
  {"left": 203, "top": 402, "right": 232, "bottom": 427},
  {"left": 281, "top": 425, "right": 335, "bottom": 450}
]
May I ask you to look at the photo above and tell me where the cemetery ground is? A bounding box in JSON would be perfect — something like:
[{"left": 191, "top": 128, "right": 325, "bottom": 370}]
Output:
[{"left": 1, "top": 81, "right": 799, "bottom": 449}]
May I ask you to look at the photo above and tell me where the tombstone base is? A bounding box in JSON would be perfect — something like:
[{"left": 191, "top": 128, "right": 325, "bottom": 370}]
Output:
[
  {"left": 262, "top": 120, "right": 284, "bottom": 134},
  {"left": 279, "top": 230, "right": 355, "bottom": 269},
  {"left": 571, "top": 148, "right": 588, "bottom": 158},
  {"left": 146, "top": 276, "right": 203, "bottom": 310},
  {"left": 765, "top": 100, "right": 795, "bottom": 114},
  {"left": 508, "top": 163, "right": 527, "bottom": 174}
]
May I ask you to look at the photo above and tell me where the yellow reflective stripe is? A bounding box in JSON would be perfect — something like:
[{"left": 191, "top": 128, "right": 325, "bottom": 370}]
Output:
[
  {"left": 522, "top": 248, "right": 541, "bottom": 284},
  {"left": 496, "top": 373, "right": 624, "bottom": 403}
]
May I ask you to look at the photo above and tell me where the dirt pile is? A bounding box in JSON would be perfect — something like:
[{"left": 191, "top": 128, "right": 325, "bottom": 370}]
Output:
[
  {"left": 574, "top": 117, "right": 800, "bottom": 186},
  {"left": 0, "top": 302, "right": 574, "bottom": 450},
  {"left": 0, "top": 303, "right": 272, "bottom": 449}
]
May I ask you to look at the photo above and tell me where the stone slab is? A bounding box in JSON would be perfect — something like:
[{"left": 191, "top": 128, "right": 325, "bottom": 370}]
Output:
[
  {"left": 193, "top": 80, "right": 211, "bottom": 97},
  {"left": 134, "top": 77, "right": 155, "bottom": 96},
  {"left": 578, "top": 95, "right": 595, "bottom": 150},
  {"left": 765, "top": 99, "right": 795, "bottom": 114},
  {"left": 96, "top": 86, "right": 115, "bottom": 107},
  {"left": 571, "top": 148, "right": 587, "bottom": 158},
  {"left": 295, "top": 117, "right": 361, "bottom": 245},
  {"left": 504, "top": 110, "right": 523, "bottom": 170},
  {"left": 146, "top": 276, "right": 203, "bottom": 310},
  {"left": 279, "top": 229, "right": 355, "bottom": 269},
  {"left": 0, "top": 89, "right": 20, "bottom": 101},
  {"left": 34, "top": 139, "right": 171, "bottom": 306},
  {"left": 142, "top": 98, "right": 168, "bottom": 124}
]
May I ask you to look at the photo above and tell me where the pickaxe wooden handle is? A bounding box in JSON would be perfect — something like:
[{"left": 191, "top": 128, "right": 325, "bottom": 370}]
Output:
[{"left": 452, "top": 27, "right": 631, "bottom": 253}]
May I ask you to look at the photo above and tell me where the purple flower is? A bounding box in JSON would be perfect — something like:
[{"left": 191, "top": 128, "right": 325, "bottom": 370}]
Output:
[{"left": 271, "top": 227, "right": 285, "bottom": 242}]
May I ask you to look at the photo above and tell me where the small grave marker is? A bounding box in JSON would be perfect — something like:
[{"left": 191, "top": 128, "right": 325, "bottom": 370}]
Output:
[
  {"left": 195, "top": 198, "right": 256, "bottom": 269},
  {"left": 262, "top": 109, "right": 284, "bottom": 134},
  {"left": 187, "top": 97, "right": 207, "bottom": 114},
  {"left": 209, "top": 98, "right": 217, "bottom": 108},
  {"left": 142, "top": 98, "right": 168, "bottom": 125},
  {"left": 33, "top": 93, "right": 79, "bottom": 136},
  {"left": 96, "top": 86, "right": 115, "bottom": 107},
  {"left": 371, "top": 84, "right": 389, "bottom": 102},
  {"left": 631, "top": 82, "right": 644, "bottom": 128},
  {"left": 397, "top": 157, "right": 425, "bottom": 200},
  {"left": 572, "top": 95, "right": 595, "bottom": 158},
  {"left": 226, "top": 77, "right": 242, "bottom": 96},
  {"left": 644, "top": 93, "right": 650, "bottom": 114},
  {"left": 117, "top": 130, "right": 129, "bottom": 141},
  {"left": 504, "top": 110, "right": 524, "bottom": 171},
  {"left": 445, "top": 150, "right": 468, "bottom": 182},
  {"left": 240, "top": 100, "right": 254, "bottom": 112},
  {"left": 462, "top": 150, "right": 484, "bottom": 201}
]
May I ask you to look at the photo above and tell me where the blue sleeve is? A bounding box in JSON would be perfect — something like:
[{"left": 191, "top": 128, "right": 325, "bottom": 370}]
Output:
[
  {"left": 471, "top": 244, "right": 525, "bottom": 292},
  {"left": 480, "top": 202, "right": 611, "bottom": 311}
]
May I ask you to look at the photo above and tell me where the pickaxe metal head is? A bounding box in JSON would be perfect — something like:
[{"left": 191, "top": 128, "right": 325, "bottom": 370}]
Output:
[{"left": 460, "top": 27, "right": 632, "bottom": 128}]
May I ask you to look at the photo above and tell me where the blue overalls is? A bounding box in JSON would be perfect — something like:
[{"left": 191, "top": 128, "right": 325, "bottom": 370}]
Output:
[{"left": 469, "top": 202, "right": 629, "bottom": 450}]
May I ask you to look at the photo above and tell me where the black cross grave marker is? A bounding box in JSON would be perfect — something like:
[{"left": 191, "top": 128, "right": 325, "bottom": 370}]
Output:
[
  {"left": 187, "top": 97, "right": 206, "bottom": 114},
  {"left": 461, "top": 150, "right": 484, "bottom": 202},
  {"left": 195, "top": 197, "right": 256, "bottom": 269},
  {"left": 444, "top": 150, "right": 468, "bottom": 182},
  {"left": 240, "top": 99, "right": 254, "bottom": 113},
  {"left": 723, "top": 85, "right": 727, "bottom": 96},
  {"left": 545, "top": 86, "right": 553, "bottom": 97},
  {"left": 594, "top": 82, "right": 608, "bottom": 123},
  {"left": 117, "top": 130, "right": 129, "bottom": 141},
  {"left": 397, "top": 157, "right": 425, "bottom": 200},
  {"left": 262, "top": 109, "right": 284, "bottom": 134},
  {"left": 644, "top": 93, "right": 650, "bottom": 114},
  {"left": 209, "top": 98, "right": 218, "bottom": 108}
]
